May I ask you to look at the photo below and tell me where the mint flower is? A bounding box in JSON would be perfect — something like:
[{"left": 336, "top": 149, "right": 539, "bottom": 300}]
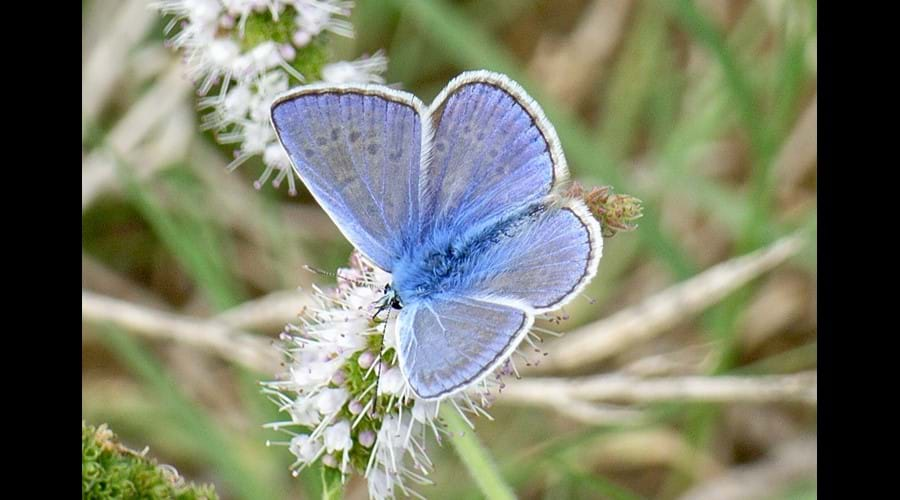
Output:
[
  {"left": 262, "top": 252, "right": 546, "bottom": 499},
  {"left": 157, "top": 0, "right": 388, "bottom": 195},
  {"left": 321, "top": 53, "right": 388, "bottom": 84}
]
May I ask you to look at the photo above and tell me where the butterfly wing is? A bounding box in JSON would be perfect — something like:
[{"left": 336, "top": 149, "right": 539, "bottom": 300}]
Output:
[
  {"left": 420, "top": 71, "right": 602, "bottom": 312},
  {"left": 468, "top": 199, "right": 602, "bottom": 313},
  {"left": 397, "top": 294, "right": 534, "bottom": 400},
  {"left": 419, "top": 71, "right": 568, "bottom": 239},
  {"left": 397, "top": 73, "right": 602, "bottom": 398},
  {"left": 396, "top": 201, "right": 600, "bottom": 399},
  {"left": 271, "top": 84, "right": 428, "bottom": 271}
]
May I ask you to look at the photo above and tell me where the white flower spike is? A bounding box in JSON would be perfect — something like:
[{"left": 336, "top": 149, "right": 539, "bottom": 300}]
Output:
[
  {"left": 157, "top": 0, "right": 389, "bottom": 195},
  {"left": 262, "top": 252, "right": 555, "bottom": 499}
]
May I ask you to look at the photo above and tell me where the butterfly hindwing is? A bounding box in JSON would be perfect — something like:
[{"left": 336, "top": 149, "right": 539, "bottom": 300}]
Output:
[
  {"left": 271, "top": 85, "right": 427, "bottom": 271},
  {"left": 466, "top": 200, "right": 602, "bottom": 313},
  {"left": 397, "top": 294, "right": 533, "bottom": 400}
]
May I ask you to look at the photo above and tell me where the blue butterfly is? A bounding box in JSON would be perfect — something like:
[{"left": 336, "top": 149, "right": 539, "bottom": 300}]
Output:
[{"left": 271, "top": 71, "right": 602, "bottom": 400}]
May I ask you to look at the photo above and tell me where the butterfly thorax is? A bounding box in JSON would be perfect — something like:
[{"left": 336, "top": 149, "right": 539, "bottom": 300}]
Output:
[{"left": 391, "top": 203, "right": 547, "bottom": 302}]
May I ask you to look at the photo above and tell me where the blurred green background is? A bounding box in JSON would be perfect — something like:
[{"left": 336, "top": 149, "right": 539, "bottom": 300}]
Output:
[{"left": 82, "top": 0, "right": 817, "bottom": 498}]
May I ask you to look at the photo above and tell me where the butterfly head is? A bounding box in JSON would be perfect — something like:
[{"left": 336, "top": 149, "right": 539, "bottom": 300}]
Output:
[
  {"left": 372, "top": 283, "right": 403, "bottom": 321},
  {"left": 384, "top": 283, "right": 404, "bottom": 310}
]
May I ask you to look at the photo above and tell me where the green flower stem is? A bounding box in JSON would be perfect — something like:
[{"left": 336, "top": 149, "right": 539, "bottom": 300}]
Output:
[
  {"left": 441, "top": 406, "right": 516, "bottom": 500},
  {"left": 320, "top": 466, "right": 344, "bottom": 500}
]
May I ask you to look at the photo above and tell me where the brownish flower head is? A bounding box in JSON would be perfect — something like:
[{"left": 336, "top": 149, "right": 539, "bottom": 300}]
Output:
[{"left": 566, "top": 182, "right": 643, "bottom": 238}]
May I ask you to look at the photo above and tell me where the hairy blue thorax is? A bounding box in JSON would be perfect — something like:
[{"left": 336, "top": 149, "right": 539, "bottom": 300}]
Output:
[{"left": 391, "top": 202, "right": 547, "bottom": 302}]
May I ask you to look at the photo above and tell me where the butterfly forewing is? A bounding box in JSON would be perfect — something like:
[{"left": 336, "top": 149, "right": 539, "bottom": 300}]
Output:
[
  {"left": 420, "top": 72, "right": 566, "bottom": 239},
  {"left": 271, "top": 86, "right": 426, "bottom": 272}
]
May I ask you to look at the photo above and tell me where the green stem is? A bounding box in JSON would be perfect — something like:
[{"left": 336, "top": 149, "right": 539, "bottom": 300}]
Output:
[
  {"left": 320, "top": 466, "right": 344, "bottom": 500},
  {"left": 441, "top": 406, "right": 516, "bottom": 500}
]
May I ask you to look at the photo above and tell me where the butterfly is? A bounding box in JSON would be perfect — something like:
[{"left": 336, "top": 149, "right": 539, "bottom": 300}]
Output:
[{"left": 270, "top": 71, "right": 602, "bottom": 400}]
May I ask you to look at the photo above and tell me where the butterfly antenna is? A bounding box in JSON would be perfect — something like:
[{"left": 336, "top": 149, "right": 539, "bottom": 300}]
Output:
[
  {"left": 302, "top": 264, "right": 337, "bottom": 278},
  {"left": 581, "top": 292, "right": 598, "bottom": 305}
]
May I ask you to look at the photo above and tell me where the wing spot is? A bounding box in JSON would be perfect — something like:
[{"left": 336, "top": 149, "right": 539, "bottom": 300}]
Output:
[
  {"left": 330, "top": 128, "right": 339, "bottom": 141},
  {"left": 315, "top": 136, "right": 327, "bottom": 146},
  {"left": 389, "top": 149, "right": 403, "bottom": 161},
  {"left": 367, "top": 143, "right": 379, "bottom": 155},
  {"left": 435, "top": 142, "right": 446, "bottom": 152},
  {"left": 349, "top": 130, "right": 361, "bottom": 143}
]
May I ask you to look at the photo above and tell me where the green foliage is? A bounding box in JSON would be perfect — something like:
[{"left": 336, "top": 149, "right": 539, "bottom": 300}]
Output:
[
  {"left": 95, "top": 324, "right": 275, "bottom": 500},
  {"left": 290, "top": 37, "right": 330, "bottom": 81},
  {"left": 240, "top": 8, "right": 330, "bottom": 81},
  {"left": 240, "top": 9, "right": 298, "bottom": 50},
  {"left": 82, "top": 421, "right": 218, "bottom": 500},
  {"left": 442, "top": 408, "right": 516, "bottom": 500},
  {"left": 320, "top": 467, "right": 344, "bottom": 500}
]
